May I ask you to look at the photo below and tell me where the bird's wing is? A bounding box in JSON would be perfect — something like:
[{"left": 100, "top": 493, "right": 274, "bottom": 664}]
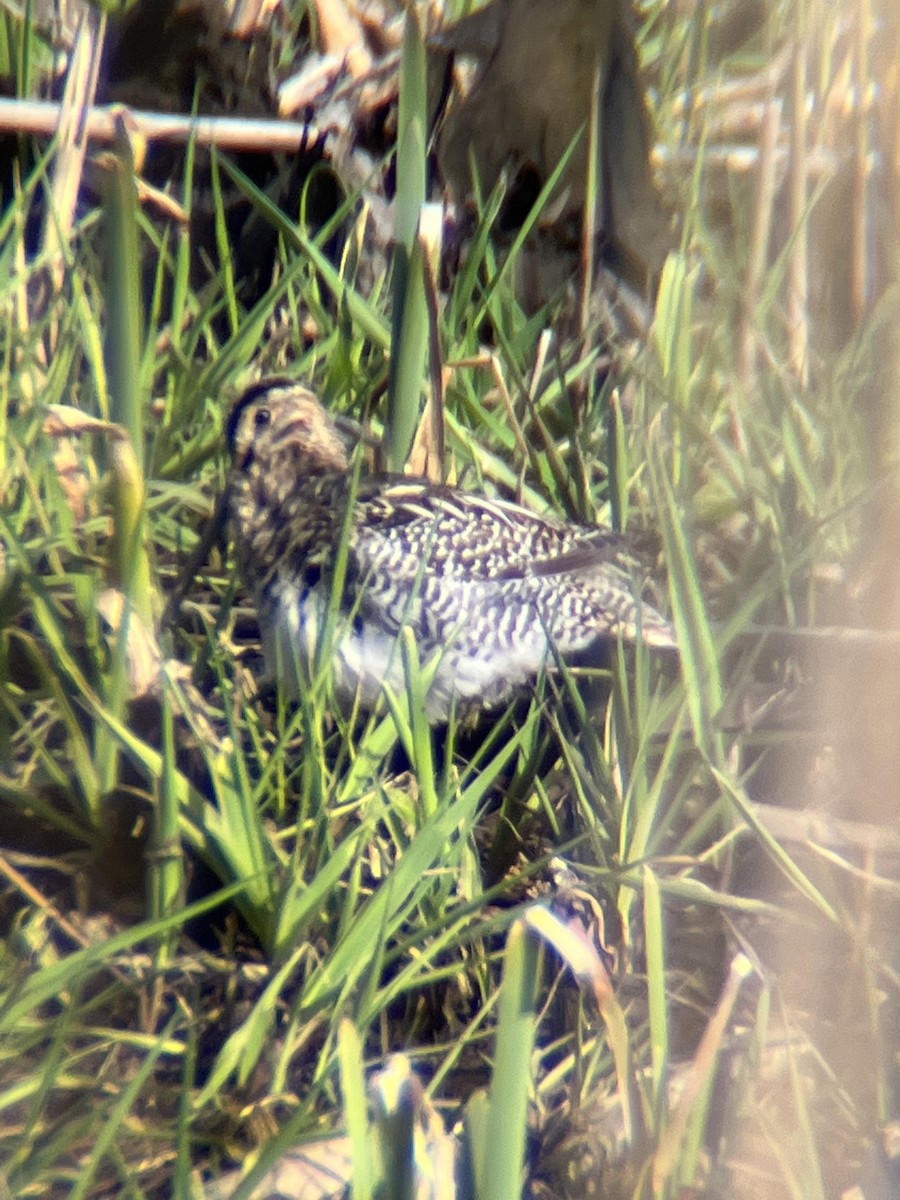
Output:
[
  {"left": 354, "top": 480, "right": 597, "bottom": 576},
  {"left": 356, "top": 479, "right": 656, "bottom": 584},
  {"left": 494, "top": 542, "right": 635, "bottom": 583}
]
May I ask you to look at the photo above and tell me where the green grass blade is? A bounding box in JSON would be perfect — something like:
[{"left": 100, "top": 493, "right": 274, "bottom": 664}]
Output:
[
  {"left": 482, "top": 919, "right": 540, "bottom": 1200},
  {"left": 643, "top": 866, "right": 669, "bottom": 1125},
  {"left": 218, "top": 156, "right": 390, "bottom": 351},
  {"left": 387, "top": 4, "right": 429, "bottom": 470},
  {"left": 0, "top": 885, "right": 245, "bottom": 1034},
  {"left": 648, "top": 433, "right": 722, "bottom": 757},
  {"left": 194, "top": 945, "right": 309, "bottom": 1106},
  {"left": 338, "top": 1019, "right": 374, "bottom": 1200}
]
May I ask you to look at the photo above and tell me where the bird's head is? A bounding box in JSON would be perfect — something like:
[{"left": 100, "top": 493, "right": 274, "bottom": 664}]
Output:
[{"left": 227, "top": 378, "right": 349, "bottom": 476}]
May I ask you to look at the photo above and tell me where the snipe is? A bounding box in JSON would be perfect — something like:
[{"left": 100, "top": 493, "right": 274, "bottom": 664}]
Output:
[{"left": 227, "top": 378, "right": 676, "bottom": 722}]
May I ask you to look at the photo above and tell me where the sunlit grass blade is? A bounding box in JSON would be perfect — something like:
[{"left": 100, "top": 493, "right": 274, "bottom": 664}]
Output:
[
  {"left": 271, "top": 825, "right": 363, "bottom": 964},
  {"left": 0, "top": 884, "right": 245, "bottom": 1034},
  {"left": 473, "top": 128, "right": 582, "bottom": 331},
  {"left": 643, "top": 866, "right": 669, "bottom": 1125},
  {"left": 383, "top": 627, "right": 440, "bottom": 817},
  {"left": 710, "top": 765, "right": 837, "bottom": 921},
  {"left": 96, "top": 124, "right": 155, "bottom": 800},
  {"left": 219, "top": 155, "right": 391, "bottom": 351},
  {"left": 387, "top": 4, "right": 429, "bottom": 471},
  {"left": 148, "top": 684, "right": 185, "bottom": 962},
  {"left": 339, "top": 1019, "right": 375, "bottom": 1200},
  {"left": 201, "top": 739, "right": 275, "bottom": 942},
  {"left": 104, "top": 119, "right": 144, "bottom": 453},
  {"left": 481, "top": 918, "right": 540, "bottom": 1200},
  {"left": 653, "top": 954, "right": 754, "bottom": 1193},
  {"left": 648, "top": 430, "right": 722, "bottom": 758},
  {"left": 299, "top": 722, "right": 533, "bottom": 1020},
  {"left": 194, "top": 944, "right": 309, "bottom": 1106},
  {"left": 525, "top": 904, "right": 642, "bottom": 1149}
]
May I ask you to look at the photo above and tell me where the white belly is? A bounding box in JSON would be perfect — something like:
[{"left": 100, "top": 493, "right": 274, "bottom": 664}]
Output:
[{"left": 264, "top": 580, "right": 553, "bottom": 722}]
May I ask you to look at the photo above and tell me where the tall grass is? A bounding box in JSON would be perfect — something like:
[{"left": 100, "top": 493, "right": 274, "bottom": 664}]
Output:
[{"left": 0, "top": 0, "right": 896, "bottom": 1197}]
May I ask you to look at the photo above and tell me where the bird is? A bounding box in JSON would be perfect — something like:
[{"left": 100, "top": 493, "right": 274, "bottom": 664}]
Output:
[{"left": 226, "top": 378, "right": 677, "bottom": 723}]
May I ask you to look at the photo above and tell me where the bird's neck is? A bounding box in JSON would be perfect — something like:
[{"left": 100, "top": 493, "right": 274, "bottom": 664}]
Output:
[{"left": 232, "top": 466, "right": 353, "bottom": 587}]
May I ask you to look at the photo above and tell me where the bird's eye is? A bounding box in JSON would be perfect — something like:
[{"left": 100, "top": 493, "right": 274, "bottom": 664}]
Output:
[{"left": 254, "top": 407, "right": 271, "bottom": 429}]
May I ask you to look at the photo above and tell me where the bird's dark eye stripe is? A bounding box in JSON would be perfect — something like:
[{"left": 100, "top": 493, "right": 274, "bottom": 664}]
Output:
[{"left": 225, "top": 377, "right": 296, "bottom": 453}]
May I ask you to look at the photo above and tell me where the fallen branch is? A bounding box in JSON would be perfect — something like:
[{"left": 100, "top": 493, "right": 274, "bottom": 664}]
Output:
[{"left": 0, "top": 97, "right": 323, "bottom": 154}]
